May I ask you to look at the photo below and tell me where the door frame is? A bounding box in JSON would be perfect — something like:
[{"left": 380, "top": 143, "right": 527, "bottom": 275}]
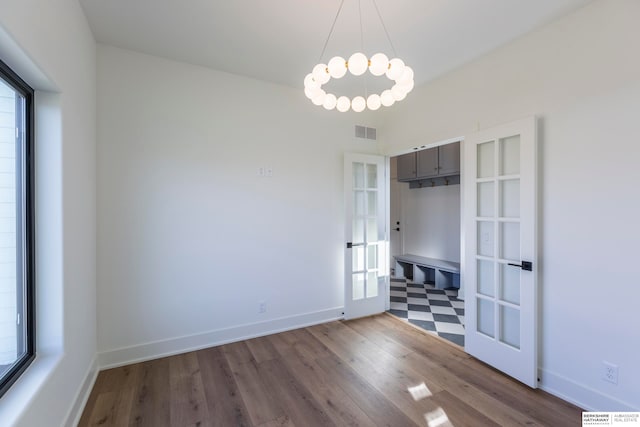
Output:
[{"left": 382, "top": 119, "right": 540, "bottom": 388}]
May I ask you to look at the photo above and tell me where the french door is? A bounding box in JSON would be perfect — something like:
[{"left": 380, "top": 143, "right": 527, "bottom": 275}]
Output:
[
  {"left": 344, "top": 153, "right": 387, "bottom": 320},
  {"left": 463, "top": 117, "right": 538, "bottom": 387}
]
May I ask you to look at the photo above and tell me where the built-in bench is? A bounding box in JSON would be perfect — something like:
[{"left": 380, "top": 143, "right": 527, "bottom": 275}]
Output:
[{"left": 394, "top": 254, "right": 460, "bottom": 290}]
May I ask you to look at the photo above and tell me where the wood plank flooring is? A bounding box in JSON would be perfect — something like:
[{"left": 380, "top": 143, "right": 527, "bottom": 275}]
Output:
[{"left": 78, "top": 314, "right": 582, "bottom": 426}]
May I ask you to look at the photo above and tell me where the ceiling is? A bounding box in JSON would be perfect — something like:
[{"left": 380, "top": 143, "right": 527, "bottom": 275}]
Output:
[{"left": 80, "top": 0, "right": 593, "bottom": 92}]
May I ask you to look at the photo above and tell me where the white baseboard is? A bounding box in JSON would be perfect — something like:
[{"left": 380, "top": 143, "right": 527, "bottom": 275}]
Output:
[
  {"left": 98, "top": 307, "right": 344, "bottom": 369},
  {"left": 64, "top": 355, "right": 98, "bottom": 427},
  {"left": 539, "top": 368, "right": 637, "bottom": 411}
]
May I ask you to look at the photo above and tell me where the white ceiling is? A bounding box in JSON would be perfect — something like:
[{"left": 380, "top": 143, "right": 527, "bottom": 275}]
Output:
[{"left": 80, "top": 0, "right": 593, "bottom": 91}]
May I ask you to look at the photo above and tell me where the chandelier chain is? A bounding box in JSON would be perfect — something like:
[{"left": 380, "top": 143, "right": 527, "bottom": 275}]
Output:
[
  {"left": 358, "top": 0, "right": 364, "bottom": 53},
  {"left": 371, "top": 0, "right": 397, "bottom": 57},
  {"left": 318, "top": 0, "right": 346, "bottom": 63},
  {"left": 359, "top": 0, "right": 369, "bottom": 97}
]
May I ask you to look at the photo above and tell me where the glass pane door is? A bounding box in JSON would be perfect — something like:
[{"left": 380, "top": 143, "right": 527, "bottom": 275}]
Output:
[
  {"left": 351, "top": 162, "right": 380, "bottom": 300},
  {"left": 463, "top": 116, "right": 537, "bottom": 388},
  {"left": 344, "top": 154, "right": 387, "bottom": 320},
  {"left": 475, "top": 135, "right": 522, "bottom": 349}
]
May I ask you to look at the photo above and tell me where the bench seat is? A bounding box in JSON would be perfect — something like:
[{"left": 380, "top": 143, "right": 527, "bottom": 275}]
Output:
[{"left": 394, "top": 254, "right": 460, "bottom": 290}]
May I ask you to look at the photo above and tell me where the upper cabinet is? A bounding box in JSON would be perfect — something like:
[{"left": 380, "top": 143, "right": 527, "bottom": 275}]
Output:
[
  {"left": 416, "top": 147, "right": 439, "bottom": 178},
  {"left": 397, "top": 142, "right": 460, "bottom": 182},
  {"left": 397, "top": 152, "right": 417, "bottom": 181},
  {"left": 437, "top": 141, "right": 460, "bottom": 176}
]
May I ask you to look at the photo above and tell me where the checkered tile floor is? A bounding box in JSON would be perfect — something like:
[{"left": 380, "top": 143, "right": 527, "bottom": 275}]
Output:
[{"left": 387, "top": 278, "right": 465, "bottom": 347}]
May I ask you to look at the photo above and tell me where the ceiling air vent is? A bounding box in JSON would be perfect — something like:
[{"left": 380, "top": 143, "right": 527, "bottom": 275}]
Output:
[{"left": 355, "top": 125, "right": 377, "bottom": 141}]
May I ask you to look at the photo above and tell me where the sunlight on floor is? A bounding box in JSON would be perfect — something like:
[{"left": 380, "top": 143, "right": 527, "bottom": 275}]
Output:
[
  {"left": 425, "top": 407, "right": 454, "bottom": 427},
  {"left": 407, "top": 382, "right": 432, "bottom": 401}
]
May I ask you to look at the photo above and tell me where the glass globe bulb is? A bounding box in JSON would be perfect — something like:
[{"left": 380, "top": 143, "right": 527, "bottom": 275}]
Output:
[
  {"left": 323, "top": 93, "right": 337, "bottom": 110},
  {"left": 304, "top": 73, "right": 319, "bottom": 90},
  {"left": 351, "top": 96, "right": 366, "bottom": 112},
  {"left": 391, "top": 84, "right": 407, "bottom": 101},
  {"left": 312, "top": 63, "right": 330, "bottom": 85},
  {"left": 397, "top": 79, "right": 414, "bottom": 94},
  {"left": 327, "top": 56, "right": 347, "bottom": 79},
  {"left": 380, "top": 90, "right": 395, "bottom": 107},
  {"left": 367, "top": 94, "right": 382, "bottom": 111},
  {"left": 398, "top": 66, "right": 414, "bottom": 84},
  {"left": 312, "top": 90, "right": 327, "bottom": 106},
  {"left": 386, "top": 58, "right": 406, "bottom": 80},
  {"left": 348, "top": 53, "right": 368, "bottom": 76},
  {"left": 336, "top": 96, "right": 351, "bottom": 112},
  {"left": 369, "top": 53, "right": 389, "bottom": 76},
  {"left": 305, "top": 86, "right": 321, "bottom": 100}
]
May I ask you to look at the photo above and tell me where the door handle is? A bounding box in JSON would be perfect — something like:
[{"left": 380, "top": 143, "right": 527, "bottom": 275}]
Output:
[
  {"left": 394, "top": 227, "right": 400, "bottom": 231},
  {"left": 346, "top": 242, "right": 365, "bottom": 249},
  {"left": 508, "top": 261, "right": 533, "bottom": 271}
]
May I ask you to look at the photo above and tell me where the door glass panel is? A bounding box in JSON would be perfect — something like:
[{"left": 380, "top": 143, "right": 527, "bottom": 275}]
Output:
[
  {"left": 366, "top": 164, "right": 377, "bottom": 189},
  {"left": 500, "top": 179, "right": 520, "bottom": 218},
  {"left": 499, "top": 135, "right": 520, "bottom": 176},
  {"left": 477, "top": 182, "right": 494, "bottom": 217},
  {"left": 477, "top": 141, "right": 495, "bottom": 178},
  {"left": 352, "top": 246, "right": 364, "bottom": 272},
  {"left": 366, "top": 272, "right": 378, "bottom": 297},
  {"left": 353, "top": 273, "right": 365, "bottom": 300},
  {"left": 366, "top": 244, "right": 377, "bottom": 270},
  {"left": 366, "top": 218, "right": 378, "bottom": 242},
  {"left": 477, "top": 259, "right": 495, "bottom": 297},
  {"left": 477, "top": 298, "right": 495, "bottom": 338},
  {"left": 353, "top": 162, "right": 365, "bottom": 188},
  {"left": 367, "top": 191, "right": 377, "bottom": 216},
  {"left": 500, "top": 305, "right": 520, "bottom": 349},
  {"left": 352, "top": 218, "right": 364, "bottom": 243},
  {"left": 354, "top": 191, "right": 365, "bottom": 216},
  {"left": 500, "top": 222, "right": 519, "bottom": 261},
  {"left": 477, "top": 221, "right": 494, "bottom": 257},
  {"left": 500, "top": 263, "right": 520, "bottom": 305}
]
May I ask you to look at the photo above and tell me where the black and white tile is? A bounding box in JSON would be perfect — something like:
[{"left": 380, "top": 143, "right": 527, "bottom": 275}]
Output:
[{"left": 388, "top": 278, "right": 465, "bottom": 347}]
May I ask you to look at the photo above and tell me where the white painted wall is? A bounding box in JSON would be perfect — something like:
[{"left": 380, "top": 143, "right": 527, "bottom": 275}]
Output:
[
  {"left": 0, "top": 1, "right": 97, "bottom": 425},
  {"left": 399, "top": 183, "right": 460, "bottom": 263},
  {"left": 96, "top": 45, "right": 379, "bottom": 365},
  {"left": 380, "top": 0, "right": 640, "bottom": 411}
]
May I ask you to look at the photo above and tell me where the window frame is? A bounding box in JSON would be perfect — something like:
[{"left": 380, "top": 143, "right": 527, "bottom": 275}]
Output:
[{"left": 0, "top": 58, "right": 35, "bottom": 399}]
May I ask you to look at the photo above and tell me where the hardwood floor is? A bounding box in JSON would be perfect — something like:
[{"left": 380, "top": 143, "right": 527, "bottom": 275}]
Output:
[{"left": 78, "top": 314, "right": 582, "bottom": 426}]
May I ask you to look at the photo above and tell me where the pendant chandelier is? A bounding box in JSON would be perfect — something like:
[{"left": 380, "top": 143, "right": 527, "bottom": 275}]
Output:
[{"left": 303, "top": 0, "right": 414, "bottom": 112}]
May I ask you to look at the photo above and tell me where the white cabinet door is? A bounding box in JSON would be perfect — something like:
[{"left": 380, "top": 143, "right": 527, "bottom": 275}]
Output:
[{"left": 463, "top": 117, "right": 538, "bottom": 387}]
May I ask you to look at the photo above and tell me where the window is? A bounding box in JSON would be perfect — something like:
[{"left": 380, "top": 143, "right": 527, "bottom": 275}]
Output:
[{"left": 0, "top": 58, "right": 35, "bottom": 398}]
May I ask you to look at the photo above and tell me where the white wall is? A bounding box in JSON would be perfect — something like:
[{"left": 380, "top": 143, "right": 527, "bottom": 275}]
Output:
[
  {"left": 96, "top": 45, "right": 379, "bottom": 365},
  {"left": 380, "top": 0, "right": 640, "bottom": 411},
  {"left": 399, "top": 182, "right": 460, "bottom": 263},
  {"left": 0, "top": 1, "right": 97, "bottom": 426}
]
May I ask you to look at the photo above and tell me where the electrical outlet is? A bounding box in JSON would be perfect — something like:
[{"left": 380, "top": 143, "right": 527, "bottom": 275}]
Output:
[
  {"left": 259, "top": 301, "right": 267, "bottom": 314},
  {"left": 603, "top": 361, "right": 618, "bottom": 384}
]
